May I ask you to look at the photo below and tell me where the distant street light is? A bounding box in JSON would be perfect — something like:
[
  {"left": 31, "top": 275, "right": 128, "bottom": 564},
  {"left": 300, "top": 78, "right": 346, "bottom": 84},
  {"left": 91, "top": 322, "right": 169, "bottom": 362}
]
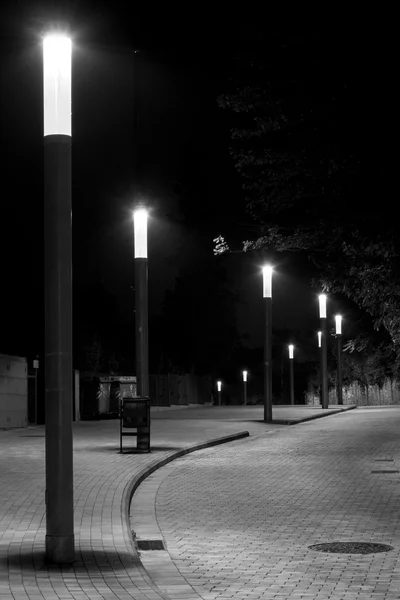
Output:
[
  {"left": 263, "top": 265, "right": 273, "bottom": 422},
  {"left": 133, "top": 208, "right": 149, "bottom": 397},
  {"left": 217, "top": 380, "right": 222, "bottom": 406},
  {"left": 319, "top": 294, "right": 329, "bottom": 409},
  {"left": 288, "top": 344, "right": 295, "bottom": 405},
  {"left": 335, "top": 315, "right": 343, "bottom": 405},
  {"left": 43, "top": 33, "right": 74, "bottom": 564},
  {"left": 243, "top": 370, "right": 248, "bottom": 406}
]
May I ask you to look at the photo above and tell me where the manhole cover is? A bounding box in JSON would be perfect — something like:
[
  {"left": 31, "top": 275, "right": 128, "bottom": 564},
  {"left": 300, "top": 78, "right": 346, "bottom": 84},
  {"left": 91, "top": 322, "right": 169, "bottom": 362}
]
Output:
[
  {"left": 309, "top": 542, "right": 394, "bottom": 554},
  {"left": 137, "top": 540, "right": 165, "bottom": 551}
]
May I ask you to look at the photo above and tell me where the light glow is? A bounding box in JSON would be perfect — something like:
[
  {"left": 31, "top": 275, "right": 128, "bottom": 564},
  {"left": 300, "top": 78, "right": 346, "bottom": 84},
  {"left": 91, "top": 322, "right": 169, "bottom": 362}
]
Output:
[
  {"left": 288, "top": 344, "right": 294, "bottom": 359},
  {"left": 243, "top": 370, "right": 248, "bottom": 382},
  {"left": 335, "top": 314, "right": 342, "bottom": 335},
  {"left": 217, "top": 381, "right": 222, "bottom": 392},
  {"left": 262, "top": 265, "right": 273, "bottom": 298},
  {"left": 133, "top": 209, "right": 148, "bottom": 258},
  {"left": 317, "top": 331, "right": 322, "bottom": 348},
  {"left": 318, "top": 294, "right": 327, "bottom": 319},
  {"left": 43, "top": 35, "right": 72, "bottom": 136}
]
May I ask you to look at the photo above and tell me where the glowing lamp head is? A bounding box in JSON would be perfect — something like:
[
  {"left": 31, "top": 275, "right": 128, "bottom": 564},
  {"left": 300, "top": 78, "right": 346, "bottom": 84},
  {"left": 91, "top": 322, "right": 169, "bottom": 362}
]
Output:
[
  {"left": 317, "top": 331, "right": 322, "bottom": 348},
  {"left": 133, "top": 208, "right": 148, "bottom": 258},
  {"left": 288, "top": 344, "right": 294, "bottom": 359},
  {"left": 262, "top": 265, "right": 273, "bottom": 298},
  {"left": 43, "top": 34, "right": 72, "bottom": 136},
  {"left": 243, "top": 370, "right": 248, "bottom": 382},
  {"left": 217, "top": 380, "right": 222, "bottom": 392},
  {"left": 335, "top": 314, "right": 342, "bottom": 335},
  {"left": 318, "top": 294, "right": 327, "bottom": 319}
]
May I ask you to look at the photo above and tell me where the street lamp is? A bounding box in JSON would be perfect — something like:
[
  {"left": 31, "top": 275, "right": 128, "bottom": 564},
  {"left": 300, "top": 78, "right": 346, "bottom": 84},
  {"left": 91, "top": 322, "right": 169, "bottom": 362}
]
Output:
[
  {"left": 288, "top": 344, "right": 295, "bottom": 405},
  {"left": 217, "top": 380, "right": 222, "bottom": 406},
  {"left": 133, "top": 208, "right": 149, "bottom": 397},
  {"left": 263, "top": 265, "right": 273, "bottom": 422},
  {"left": 319, "top": 294, "right": 329, "bottom": 409},
  {"left": 335, "top": 315, "right": 343, "bottom": 405},
  {"left": 242, "top": 370, "right": 248, "bottom": 406},
  {"left": 43, "top": 34, "right": 74, "bottom": 564},
  {"left": 317, "top": 331, "right": 322, "bottom": 405}
]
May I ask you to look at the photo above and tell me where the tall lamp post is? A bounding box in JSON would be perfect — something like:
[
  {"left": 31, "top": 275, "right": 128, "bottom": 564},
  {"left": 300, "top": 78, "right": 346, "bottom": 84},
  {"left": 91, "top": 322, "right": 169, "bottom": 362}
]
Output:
[
  {"left": 43, "top": 34, "right": 74, "bottom": 564},
  {"left": 133, "top": 208, "right": 149, "bottom": 397},
  {"left": 217, "top": 380, "right": 222, "bottom": 406},
  {"left": 263, "top": 265, "right": 273, "bottom": 422},
  {"left": 243, "top": 370, "right": 248, "bottom": 406},
  {"left": 317, "top": 331, "right": 322, "bottom": 406},
  {"left": 288, "top": 344, "right": 295, "bottom": 405},
  {"left": 335, "top": 315, "right": 343, "bottom": 405},
  {"left": 319, "top": 294, "right": 329, "bottom": 409}
]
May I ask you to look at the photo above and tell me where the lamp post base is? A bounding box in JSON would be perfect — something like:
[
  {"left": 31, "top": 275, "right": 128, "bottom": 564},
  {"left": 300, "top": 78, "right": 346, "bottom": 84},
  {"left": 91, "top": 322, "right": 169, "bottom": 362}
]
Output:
[{"left": 45, "top": 534, "right": 75, "bottom": 565}]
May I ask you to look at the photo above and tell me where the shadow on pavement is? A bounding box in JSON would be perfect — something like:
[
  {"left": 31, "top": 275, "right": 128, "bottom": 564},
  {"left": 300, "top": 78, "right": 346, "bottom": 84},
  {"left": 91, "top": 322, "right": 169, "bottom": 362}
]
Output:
[
  {"left": 144, "top": 445, "right": 183, "bottom": 452},
  {"left": 3, "top": 547, "right": 139, "bottom": 574},
  {"left": 78, "top": 444, "right": 183, "bottom": 454}
]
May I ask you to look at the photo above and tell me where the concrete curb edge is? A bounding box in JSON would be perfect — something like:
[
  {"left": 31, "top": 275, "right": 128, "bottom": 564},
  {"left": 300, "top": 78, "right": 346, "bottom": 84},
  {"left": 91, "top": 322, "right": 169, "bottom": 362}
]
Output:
[
  {"left": 120, "top": 430, "right": 250, "bottom": 598},
  {"left": 274, "top": 404, "right": 358, "bottom": 425}
]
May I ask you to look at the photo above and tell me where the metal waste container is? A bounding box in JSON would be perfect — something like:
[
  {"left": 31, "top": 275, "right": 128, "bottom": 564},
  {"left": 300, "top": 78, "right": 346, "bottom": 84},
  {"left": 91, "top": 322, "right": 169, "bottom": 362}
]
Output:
[{"left": 119, "top": 395, "right": 150, "bottom": 453}]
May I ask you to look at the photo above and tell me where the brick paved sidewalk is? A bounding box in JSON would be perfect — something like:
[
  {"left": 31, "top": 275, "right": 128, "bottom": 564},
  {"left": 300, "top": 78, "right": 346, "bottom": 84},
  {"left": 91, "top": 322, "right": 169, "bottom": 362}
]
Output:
[
  {"left": 132, "top": 407, "right": 400, "bottom": 599},
  {"left": 0, "top": 404, "right": 354, "bottom": 600}
]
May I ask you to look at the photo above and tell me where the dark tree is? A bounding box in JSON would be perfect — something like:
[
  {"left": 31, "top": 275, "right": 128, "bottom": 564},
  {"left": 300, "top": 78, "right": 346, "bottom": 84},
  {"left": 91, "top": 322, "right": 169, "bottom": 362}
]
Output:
[{"left": 216, "top": 25, "right": 398, "bottom": 349}]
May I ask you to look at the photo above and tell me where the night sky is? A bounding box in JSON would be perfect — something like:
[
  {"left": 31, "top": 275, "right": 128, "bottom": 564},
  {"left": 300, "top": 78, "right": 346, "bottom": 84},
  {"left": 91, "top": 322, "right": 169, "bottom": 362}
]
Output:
[{"left": 0, "top": 6, "right": 393, "bottom": 368}]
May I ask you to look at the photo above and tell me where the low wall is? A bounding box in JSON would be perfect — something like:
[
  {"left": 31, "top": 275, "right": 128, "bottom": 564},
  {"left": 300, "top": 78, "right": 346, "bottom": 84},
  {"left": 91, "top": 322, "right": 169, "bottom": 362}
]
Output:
[{"left": 0, "top": 354, "right": 28, "bottom": 428}]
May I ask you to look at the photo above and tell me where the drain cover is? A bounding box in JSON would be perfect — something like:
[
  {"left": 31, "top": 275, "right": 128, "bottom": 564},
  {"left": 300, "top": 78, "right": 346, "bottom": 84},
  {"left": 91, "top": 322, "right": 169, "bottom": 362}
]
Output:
[
  {"left": 309, "top": 542, "right": 393, "bottom": 554},
  {"left": 371, "top": 470, "right": 399, "bottom": 474},
  {"left": 137, "top": 540, "right": 165, "bottom": 551}
]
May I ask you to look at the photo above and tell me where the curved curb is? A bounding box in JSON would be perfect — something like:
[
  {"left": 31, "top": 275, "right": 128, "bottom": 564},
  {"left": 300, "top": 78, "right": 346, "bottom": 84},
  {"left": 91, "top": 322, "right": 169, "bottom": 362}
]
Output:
[
  {"left": 121, "top": 430, "right": 250, "bottom": 598},
  {"left": 274, "top": 405, "right": 358, "bottom": 425}
]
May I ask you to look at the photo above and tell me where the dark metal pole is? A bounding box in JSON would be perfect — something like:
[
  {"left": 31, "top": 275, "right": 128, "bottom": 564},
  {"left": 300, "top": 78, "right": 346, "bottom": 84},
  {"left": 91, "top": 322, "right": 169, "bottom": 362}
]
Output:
[
  {"left": 243, "top": 381, "right": 247, "bottom": 406},
  {"left": 264, "top": 297, "right": 273, "bottom": 422},
  {"left": 319, "top": 345, "right": 323, "bottom": 406},
  {"left": 321, "top": 317, "right": 329, "bottom": 409},
  {"left": 289, "top": 358, "right": 294, "bottom": 405},
  {"left": 135, "top": 257, "right": 149, "bottom": 397},
  {"left": 44, "top": 134, "right": 74, "bottom": 563},
  {"left": 336, "top": 333, "right": 343, "bottom": 405},
  {"left": 34, "top": 362, "right": 38, "bottom": 423}
]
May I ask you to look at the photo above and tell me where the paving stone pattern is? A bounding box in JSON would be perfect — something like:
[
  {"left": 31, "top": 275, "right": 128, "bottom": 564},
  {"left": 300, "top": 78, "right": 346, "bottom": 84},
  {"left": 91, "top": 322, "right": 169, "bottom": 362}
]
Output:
[
  {"left": 0, "top": 408, "right": 275, "bottom": 600},
  {"left": 132, "top": 408, "right": 400, "bottom": 599}
]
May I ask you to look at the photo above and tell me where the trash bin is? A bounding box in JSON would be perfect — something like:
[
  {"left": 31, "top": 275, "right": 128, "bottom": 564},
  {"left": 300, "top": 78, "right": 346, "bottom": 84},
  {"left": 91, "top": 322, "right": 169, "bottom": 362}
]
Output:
[{"left": 119, "top": 396, "right": 150, "bottom": 453}]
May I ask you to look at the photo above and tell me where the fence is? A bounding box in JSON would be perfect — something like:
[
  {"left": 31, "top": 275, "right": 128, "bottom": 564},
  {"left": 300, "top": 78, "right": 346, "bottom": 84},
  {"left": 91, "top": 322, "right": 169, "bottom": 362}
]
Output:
[
  {"left": 155, "top": 373, "right": 211, "bottom": 406},
  {"left": 79, "top": 372, "right": 212, "bottom": 418},
  {"left": 306, "top": 378, "right": 400, "bottom": 406}
]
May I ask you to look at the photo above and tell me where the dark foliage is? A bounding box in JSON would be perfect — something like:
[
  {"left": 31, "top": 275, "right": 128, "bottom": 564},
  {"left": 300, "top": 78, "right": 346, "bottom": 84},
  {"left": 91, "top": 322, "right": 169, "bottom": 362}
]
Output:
[{"left": 216, "top": 25, "right": 398, "bottom": 352}]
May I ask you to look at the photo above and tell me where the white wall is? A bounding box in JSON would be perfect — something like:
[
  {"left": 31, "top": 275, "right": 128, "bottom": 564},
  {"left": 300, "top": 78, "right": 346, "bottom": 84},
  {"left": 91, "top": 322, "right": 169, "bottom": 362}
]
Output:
[{"left": 0, "top": 354, "right": 28, "bottom": 428}]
